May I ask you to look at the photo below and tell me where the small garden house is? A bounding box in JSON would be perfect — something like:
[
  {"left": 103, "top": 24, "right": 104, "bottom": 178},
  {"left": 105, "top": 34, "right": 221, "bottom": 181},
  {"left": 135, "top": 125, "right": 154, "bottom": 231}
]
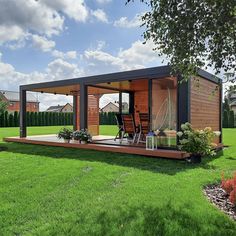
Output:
[{"left": 5, "top": 65, "right": 222, "bottom": 159}]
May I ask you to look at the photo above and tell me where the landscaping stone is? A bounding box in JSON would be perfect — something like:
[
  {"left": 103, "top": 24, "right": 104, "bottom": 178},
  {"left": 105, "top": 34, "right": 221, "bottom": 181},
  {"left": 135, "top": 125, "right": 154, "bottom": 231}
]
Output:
[{"left": 204, "top": 184, "right": 236, "bottom": 221}]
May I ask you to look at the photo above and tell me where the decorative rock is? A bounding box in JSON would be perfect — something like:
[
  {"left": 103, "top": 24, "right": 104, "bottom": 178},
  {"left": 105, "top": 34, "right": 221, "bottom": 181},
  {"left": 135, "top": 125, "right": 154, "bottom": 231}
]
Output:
[{"left": 204, "top": 184, "right": 236, "bottom": 221}]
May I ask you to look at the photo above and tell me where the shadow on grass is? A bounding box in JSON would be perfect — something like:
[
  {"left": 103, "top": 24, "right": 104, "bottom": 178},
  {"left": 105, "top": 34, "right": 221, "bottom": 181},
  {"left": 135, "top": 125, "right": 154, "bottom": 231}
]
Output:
[
  {"left": 1, "top": 142, "right": 224, "bottom": 176},
  {"left": 48, "top": 202, "right": 235, "bottom": 236}
]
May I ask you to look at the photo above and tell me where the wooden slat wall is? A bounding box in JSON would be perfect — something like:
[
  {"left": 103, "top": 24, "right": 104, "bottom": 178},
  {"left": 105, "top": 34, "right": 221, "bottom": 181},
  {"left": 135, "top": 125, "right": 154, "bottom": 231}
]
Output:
[
  {"left": 190, "top": 76, "right": 220, "bottom": 143},
  {"left": 134, "top": 90, "right": 148, "bottom": 125},
  {"left": 75, "top": 95, "right": 100, "bottom": 135},
  {"left": 88, "top": 95, "right": 100, "bottom": 135}
]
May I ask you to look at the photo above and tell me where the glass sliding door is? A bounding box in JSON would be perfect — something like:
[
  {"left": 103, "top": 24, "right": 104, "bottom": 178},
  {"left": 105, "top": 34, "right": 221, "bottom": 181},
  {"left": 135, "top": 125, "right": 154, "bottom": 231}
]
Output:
[{"left": 151, "top": 78, "right": 177, "bottom": 147}]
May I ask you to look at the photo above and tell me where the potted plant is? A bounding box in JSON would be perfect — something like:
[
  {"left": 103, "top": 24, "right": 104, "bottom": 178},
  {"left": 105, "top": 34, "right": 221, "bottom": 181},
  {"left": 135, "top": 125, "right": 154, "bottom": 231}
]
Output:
[
  {"left": 73, "top": 130, "right": 82, "bottom": 143},
  {"left": 80, "top": 129, "right": 92, "bottom": 144},
  {"left": 58, "top": 127, "right": 73, "bottom": 143},
  {"left": 177, "top": 122, "right": 217, "bottom": 163}
]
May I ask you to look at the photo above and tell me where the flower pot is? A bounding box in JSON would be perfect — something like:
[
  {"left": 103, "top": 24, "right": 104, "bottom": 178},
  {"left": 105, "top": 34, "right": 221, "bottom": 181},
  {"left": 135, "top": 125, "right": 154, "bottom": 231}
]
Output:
[
  {"left": 73, "top": 140, "right": 81, "bottom": 144},
  {"left": 64, "top": 139, "right": 70, "bottom": 143},
  {"left": 188, "top": 154, "right": 202, "bottom": 163},
  {"left": 81, "top": 140, "right": 87, "bottom": 144}
]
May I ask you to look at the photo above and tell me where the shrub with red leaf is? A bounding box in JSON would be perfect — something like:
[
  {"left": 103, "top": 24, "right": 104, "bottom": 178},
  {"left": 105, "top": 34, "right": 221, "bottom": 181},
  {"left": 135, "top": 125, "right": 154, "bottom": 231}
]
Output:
[{"left": 221, "top": 172, "right": 236, "bottom": 205}]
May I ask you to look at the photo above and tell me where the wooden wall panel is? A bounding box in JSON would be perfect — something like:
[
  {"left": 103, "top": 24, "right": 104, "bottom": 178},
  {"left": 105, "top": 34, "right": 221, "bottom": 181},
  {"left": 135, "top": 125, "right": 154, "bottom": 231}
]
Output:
[
  {"left": 76, "top": 95, "right": 100, "bottom": 135},
  {"left": 134, "top": 90, "right": 148, "bottom": 125},
  {"left": 190, "top": 77, "right": 220, "bottom": 143}
]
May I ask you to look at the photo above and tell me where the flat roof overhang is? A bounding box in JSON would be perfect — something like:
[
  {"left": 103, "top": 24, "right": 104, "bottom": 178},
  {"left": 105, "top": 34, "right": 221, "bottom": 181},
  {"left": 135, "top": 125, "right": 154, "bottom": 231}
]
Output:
[{"left": 20, "top": 65, "right": 221, "bottom": 95}]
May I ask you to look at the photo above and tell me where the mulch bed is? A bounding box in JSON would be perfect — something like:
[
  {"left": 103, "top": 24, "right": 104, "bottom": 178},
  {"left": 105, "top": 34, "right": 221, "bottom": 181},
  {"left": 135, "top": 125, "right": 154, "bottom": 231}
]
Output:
[{"left": 204, "top": 184, "right": 236, "bottom": 221}]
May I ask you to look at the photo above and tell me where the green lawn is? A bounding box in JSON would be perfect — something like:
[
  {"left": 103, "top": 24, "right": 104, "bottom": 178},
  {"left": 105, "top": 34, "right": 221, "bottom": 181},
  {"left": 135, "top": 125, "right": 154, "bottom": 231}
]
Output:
[{"left": 0, "top": 127, "right": 236, "bottom": 235}]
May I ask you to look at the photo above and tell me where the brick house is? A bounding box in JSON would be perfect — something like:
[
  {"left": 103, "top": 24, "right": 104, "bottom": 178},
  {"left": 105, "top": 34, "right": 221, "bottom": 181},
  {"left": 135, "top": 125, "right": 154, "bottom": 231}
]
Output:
[
  {"left": 0, "top": 90, "right": 39, "bottom": 112},
  {"left": 46, "top": 103, "right": 73, "bottom": 112}
]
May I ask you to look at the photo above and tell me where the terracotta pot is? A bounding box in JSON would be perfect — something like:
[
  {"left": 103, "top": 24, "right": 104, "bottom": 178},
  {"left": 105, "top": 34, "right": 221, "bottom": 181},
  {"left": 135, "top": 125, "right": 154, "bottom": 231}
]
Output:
[
  {"left": 64, "top": 139, "right": 70, "bottom": 143},
  {"left": 73, "top": 140, "right": 81, "bottom": 144}
]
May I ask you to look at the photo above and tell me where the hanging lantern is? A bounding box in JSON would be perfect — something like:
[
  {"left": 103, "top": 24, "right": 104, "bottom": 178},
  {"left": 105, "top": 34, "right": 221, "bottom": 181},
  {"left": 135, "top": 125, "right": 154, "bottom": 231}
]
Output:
[
  {"left": 146, "top": 131, "right": 157, "bottom": 150},
  {"left": 157, "top": 130, "right": 167, "bottom": 147}
]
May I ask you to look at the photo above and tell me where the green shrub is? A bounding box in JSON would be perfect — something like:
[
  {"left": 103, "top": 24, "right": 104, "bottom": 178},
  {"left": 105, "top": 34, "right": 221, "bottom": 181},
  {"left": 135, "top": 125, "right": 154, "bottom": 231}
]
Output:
[
  {"left": 177, "top": 122, "right": 217, "bottom": 157},
  {"left": 8, "top": 113, "right": 14, "bottom": 127},
  {"left": 4, "top": 111, "right": 9, "bottom": 127},
  {"left": 223, "top": 110, "right": 229, "bottom": 128},
  {"left": 229, "top": 110, "right": 235, "bottom": 128},
  {"left": 0, "top": 113, "right": 4, "bottom": 127},
  {"left": 13, "top": 111, "right": 19, "bottom": 127}
]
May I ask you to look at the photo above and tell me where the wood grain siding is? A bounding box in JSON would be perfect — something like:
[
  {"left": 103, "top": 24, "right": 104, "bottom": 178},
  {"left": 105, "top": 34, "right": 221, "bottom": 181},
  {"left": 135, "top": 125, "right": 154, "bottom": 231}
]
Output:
[
  {"left": 88, "top": 95, "right": 100, "bottom": 135},
  {"left": 134, "top": 90, "right": 148, "bottom": 125},
  {"left": 190, "top": 76, "right": 220, "bottom": 142},
  {"left": 76, "top": 95, "right": 100, "bottom": 135}
]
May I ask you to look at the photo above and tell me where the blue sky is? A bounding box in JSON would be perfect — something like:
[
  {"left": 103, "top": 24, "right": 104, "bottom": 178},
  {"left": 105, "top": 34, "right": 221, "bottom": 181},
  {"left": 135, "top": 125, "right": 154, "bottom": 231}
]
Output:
[
  {"left": 0, "top": 0, "right": 165, "bottom": 110},
  {"left": 1, "top": 0, "right": 149, "bottom": 73}
]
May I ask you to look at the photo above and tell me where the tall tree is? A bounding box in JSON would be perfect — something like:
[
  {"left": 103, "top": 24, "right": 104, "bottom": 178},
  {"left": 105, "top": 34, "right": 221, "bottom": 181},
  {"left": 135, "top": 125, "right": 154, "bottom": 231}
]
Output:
[{"left": 128, "top": 0, "right": 236, "bottom": 81}]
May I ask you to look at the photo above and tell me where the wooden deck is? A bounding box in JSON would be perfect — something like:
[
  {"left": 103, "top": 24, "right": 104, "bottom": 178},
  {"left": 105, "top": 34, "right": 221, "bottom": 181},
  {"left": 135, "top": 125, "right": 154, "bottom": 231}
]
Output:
[{"left": 4, "top": 135, "right": 190, "bottom": 159}]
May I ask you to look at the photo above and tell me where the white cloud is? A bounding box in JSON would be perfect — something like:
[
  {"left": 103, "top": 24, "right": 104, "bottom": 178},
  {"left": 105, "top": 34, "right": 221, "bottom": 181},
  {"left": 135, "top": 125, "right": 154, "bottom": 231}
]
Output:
[
  {"left": 42, "top": 0, "right": 88, "bottom": 22},
  {"left": 0, "top": 40, "right": 163, "bottom": 110},
  {"left": 96, "top": 0, "right": 112, "bottom": 3},
  {"left": 30, "top": 35, "right": 77, "bottom": 59},
  {"left": 0, "top": 0, "right": 89, "bottom": 44},
  {"left": 84, "top": 40, "right": 162, "bottom": 74},
  {"left": 31, "top": 35, "right": 56, "bottom": 52},
  {"left": 118, "top": 40, "right": 158, "bottom": 65},
  {"left": 0, "top": 57, "right": 83, "bottom": 91},
  {"left": 91, "top": 9, "right": 109, "bottom": 23},
  {"left": 0, "top": 0, "right": 64, "bottom": 43},
  {"left": 52, "top": 50, "right": 77, "bottom": 60},
  {"left": 46, "top": 58, "right": 83, "bottom": 80},
  {"left": 0, "top": 25, "right": 26, "bottom": 44},
  {"left": 0, "top": 55, "right": 83, "bottom": 111},
  {"left": 114, "top": 14, "right": 142, "bottom": 28}
]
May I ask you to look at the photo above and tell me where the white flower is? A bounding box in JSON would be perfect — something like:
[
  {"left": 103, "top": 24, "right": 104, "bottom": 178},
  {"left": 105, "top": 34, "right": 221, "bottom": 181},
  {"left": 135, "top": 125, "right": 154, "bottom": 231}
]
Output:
[
  {"left": 177, "top": 131, "right": 183, "bottom": 137},
  {"left": 214, "top": 131, "right": 221, "bottom": 137}
]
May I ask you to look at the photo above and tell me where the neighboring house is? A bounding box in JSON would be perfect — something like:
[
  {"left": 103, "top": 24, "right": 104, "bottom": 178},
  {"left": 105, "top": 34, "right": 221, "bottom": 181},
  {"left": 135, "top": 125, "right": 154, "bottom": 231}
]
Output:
[
  {"left": 46, "top": 103, "right": 73, "bottom": 112},
  {"left": 100, "top": 102, "right": 129, "bottom": 113},
  {"left": 100, "top": 102, "right": 119, "bottom": 113},
  {"left": 228, "top": 90, "right": 236, "bottom": 113},
  {"left": 230, "top": 101, "right": 236, "bottom": 113},
  {"left": 0, "top": 90, "right": 39, "bottom": 112}
]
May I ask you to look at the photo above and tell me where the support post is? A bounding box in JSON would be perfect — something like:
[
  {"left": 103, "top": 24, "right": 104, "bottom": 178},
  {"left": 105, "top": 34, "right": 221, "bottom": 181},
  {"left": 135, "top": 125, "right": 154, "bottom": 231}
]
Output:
[
  {"left": 118, "top": 91, "right": 122, "bottom": 138},
  {"left": 219, "top": 80, "right": 223, "bottom": 143},
  {"left": 129, "top": 91, "right": 134, "bottom": 114},
  {"left": 73, "top": 95, "right": 79, "bottom": 131},
  {"left": 119, "top": 91, "right": 122, "bottom": 114},
  {"left": 177, "top": 76, "right": 191, "bottom": 143},
  {"left": 80, "top": 83, "right": 88, "bottom": 130},
  {"left": 148, "top": 79, "right": 152, "bottom": 131},
  {"left": 20, "top": 88, "right": 27, "bottom": 138}
]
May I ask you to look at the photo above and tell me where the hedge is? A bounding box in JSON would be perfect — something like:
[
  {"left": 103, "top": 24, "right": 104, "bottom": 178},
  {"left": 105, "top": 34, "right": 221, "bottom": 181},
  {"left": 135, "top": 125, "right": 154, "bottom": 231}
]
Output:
[
  {"left": 99, "top": 112, "right": 117, "bottom": 125},
  {"left": 229, "top": 110, "right": 235, "bottom": 128},
  {"left": 223, "top": 110, "right": 229, "bottom": 128},
  {"left": 0, "top": 111, "right": 74, "bottom": 127},
  {"left": 0, "top": 111, "right": 119, "bottom": 127}
]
